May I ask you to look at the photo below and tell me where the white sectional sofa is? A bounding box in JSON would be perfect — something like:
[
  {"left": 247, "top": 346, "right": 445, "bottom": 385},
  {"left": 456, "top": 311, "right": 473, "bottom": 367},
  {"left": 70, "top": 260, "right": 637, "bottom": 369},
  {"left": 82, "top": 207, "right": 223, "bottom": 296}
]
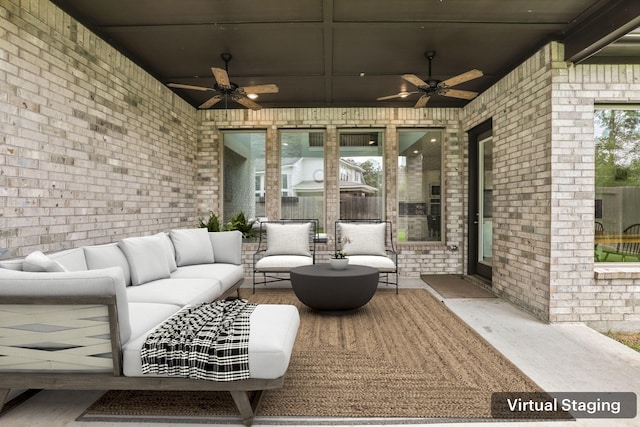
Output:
[{"left": 0, "top": 228, "right": 300, "bottom": 426}]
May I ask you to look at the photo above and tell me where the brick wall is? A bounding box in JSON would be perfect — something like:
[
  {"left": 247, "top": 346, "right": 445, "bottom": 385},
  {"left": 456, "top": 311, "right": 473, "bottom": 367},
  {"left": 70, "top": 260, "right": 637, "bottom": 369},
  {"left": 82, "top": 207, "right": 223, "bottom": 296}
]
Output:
[{"left": 0, "top": 0, "right": 198, "bottom": 258}]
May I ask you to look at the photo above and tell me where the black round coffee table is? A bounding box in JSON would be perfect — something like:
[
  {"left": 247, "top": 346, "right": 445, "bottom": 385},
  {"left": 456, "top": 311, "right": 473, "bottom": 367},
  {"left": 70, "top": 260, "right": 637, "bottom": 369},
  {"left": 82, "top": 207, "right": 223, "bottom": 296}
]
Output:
[{"left": 290, "top": 264, "right": 379, "bottom": 310}]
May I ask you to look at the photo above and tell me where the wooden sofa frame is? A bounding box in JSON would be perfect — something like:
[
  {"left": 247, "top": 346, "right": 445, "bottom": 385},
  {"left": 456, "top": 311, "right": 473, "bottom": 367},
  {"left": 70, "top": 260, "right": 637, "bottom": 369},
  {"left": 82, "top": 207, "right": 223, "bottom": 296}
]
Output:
[{"left": 0, "top": 279, "right": 281, "bottom": 426}]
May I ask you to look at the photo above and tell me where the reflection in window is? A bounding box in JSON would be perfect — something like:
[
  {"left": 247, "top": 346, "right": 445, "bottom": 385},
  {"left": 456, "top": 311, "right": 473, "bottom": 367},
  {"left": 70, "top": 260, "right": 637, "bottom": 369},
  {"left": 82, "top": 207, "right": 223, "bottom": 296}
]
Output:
[
  {"left": 397, "top": 130, "right": 443, "bottom": 242},
  {"left": 223, "top": 131, "right": 265, "bottom": 223},
  {"left": 338, "top": 131, "right": 384, "bottom": 219},
  {"left": 280, "top": 131, "right": 325, "bottom": 232},
  {"left": 594, "top": 108, "right": 640, "bottom": 262}
]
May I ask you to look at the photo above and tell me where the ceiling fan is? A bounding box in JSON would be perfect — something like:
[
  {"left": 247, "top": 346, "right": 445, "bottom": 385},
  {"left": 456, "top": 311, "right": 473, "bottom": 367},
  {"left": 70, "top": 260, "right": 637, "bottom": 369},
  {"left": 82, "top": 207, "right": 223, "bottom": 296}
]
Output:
[
  {"left": 167, "top": 53, "right": 279, "bottom": 110},
  {"left": 377, "top": 51, "right": 483, "bottom": 108}
]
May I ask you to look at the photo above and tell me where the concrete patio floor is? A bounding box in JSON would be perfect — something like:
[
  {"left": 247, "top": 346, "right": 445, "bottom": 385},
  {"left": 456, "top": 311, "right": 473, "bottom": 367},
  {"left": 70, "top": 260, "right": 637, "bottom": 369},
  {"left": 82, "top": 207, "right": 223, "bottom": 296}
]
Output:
[{"left": 1, "top": 277, "right": 639, "bottom": 427}]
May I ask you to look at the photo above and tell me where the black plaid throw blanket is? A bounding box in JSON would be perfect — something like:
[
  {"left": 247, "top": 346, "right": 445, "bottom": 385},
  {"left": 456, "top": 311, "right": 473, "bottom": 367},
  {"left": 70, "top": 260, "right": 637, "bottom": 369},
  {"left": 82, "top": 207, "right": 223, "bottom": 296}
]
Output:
[{"left": 141, "top": 299, "right": 257, "bottom": 382}]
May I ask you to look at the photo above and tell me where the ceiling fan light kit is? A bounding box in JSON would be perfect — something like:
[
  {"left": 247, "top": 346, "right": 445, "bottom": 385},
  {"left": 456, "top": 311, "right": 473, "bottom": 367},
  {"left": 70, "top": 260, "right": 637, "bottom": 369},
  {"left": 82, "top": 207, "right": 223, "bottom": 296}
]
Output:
[
  {"left": 377, "top": 50, "right": 483, "bottom": 108},
  {"left": 167, "top": 53, "right": 279, "bottom": 110}
]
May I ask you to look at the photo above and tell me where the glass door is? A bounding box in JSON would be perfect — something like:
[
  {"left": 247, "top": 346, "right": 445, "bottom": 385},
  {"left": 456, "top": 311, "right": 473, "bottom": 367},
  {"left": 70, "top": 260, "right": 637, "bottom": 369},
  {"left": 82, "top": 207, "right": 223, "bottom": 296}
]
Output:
[
  {"left": 477, "top": 136, "right": 493, "bottom": 273},
  {"left": 467, "top": 120, "right": 493, "bottom": 281}
]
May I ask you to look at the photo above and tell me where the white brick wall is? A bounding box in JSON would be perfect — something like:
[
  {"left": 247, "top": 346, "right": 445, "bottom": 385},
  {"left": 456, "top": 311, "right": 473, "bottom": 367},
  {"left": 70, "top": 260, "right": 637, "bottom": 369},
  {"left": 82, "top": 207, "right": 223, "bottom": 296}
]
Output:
[{"left": 1, "top": 0, "right": 198, "bottom": 258}]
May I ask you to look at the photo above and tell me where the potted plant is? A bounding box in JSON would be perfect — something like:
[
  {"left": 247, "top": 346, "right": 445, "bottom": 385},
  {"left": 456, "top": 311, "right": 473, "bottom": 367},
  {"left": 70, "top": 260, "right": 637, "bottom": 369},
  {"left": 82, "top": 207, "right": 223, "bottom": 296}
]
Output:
[
  {"left": 197, "top": 210, "right": 221, "bottom": 232},
  {"left": 225, "top": 210, "right": 256, "bottom": 240},
  {"left": 329, "top": 236, "right": 351, "bottom": 270}
]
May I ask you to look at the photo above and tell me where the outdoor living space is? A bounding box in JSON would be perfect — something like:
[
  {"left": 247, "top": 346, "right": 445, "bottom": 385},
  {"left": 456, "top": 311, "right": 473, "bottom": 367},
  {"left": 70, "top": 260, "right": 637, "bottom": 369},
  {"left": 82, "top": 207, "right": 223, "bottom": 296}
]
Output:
[{"left": 3, "top": 0, "right": 640, "bottom": 425}]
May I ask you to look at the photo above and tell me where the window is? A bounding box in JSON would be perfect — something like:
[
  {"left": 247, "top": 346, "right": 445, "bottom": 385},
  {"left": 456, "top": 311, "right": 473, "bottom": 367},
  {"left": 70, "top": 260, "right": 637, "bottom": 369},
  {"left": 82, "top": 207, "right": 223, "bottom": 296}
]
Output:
[
  {"left": 594, "top": 107, "right": 640, "bottom": 262},
  {"left": 338, "top": 130, "right": 384, "bottom": 219},
  {"left": 397, "top": 130, "right": 443, "bottom": 242},
  {"left": 280, "top": 131, "right": 325, "bottom": 231},
  {"left": 223, "top": 131, "right": 266, "bottom": 222}
]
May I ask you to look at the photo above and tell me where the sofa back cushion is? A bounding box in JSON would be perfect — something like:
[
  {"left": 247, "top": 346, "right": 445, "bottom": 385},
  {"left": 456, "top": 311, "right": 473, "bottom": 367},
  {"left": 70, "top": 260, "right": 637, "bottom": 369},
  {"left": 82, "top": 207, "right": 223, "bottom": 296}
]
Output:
[
  {"left": 118, "top": 236, "right": 171, "bottom": 286},
  {"left": 154, "top": 232, "right": 178, "bottom": 272},
  {"left": 84, "top": 243, "right": 132, "bottom": 286},
  {"left": 170, "top": 228, "right": 215, "bottom": 266},
  {"left": 48, "top": 248, "right": 88, "bottom": 271}
]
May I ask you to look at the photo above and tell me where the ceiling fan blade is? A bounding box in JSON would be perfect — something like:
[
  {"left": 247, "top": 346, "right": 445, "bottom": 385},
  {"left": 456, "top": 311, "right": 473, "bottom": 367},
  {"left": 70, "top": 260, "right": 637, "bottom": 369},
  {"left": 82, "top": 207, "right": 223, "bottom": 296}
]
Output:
[
  {"left": 402, "top": 74, "right": 429, "bottom": 88},
  {"left": 414, "top": 95, "right": 430, "bottom": 108},
  {"left": 168, "top": 83, "right": 213, "bottom": 92},
  {"left": 377, "top": 93, "right": 405, "bottom": 101},
  {"left": 212, "top": 67, "right": 232, "bottom": 89},
  {"left": 240, "top": 84, "right": 279, "bottom": 94},
  {"left": 234, "top": 95, "right": 262, "bottom": 110},
  {"left": 442, "top": 89, "right": 478, "bottom": 100},
  {"left": 439, "top": 69, "right": 483, "bottom": 88},
  {"left": 199, "top": 95, "right": 223, "bottom": 109},
  {"left": 376, "top": 91, "right": 419, "bottom": 101}
]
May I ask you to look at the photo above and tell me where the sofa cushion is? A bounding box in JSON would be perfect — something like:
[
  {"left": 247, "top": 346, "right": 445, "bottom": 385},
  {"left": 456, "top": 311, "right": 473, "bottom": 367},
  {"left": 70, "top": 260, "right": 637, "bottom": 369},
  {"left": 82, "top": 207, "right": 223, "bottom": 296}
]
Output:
[
  {"left": 84, "top": 243, "right": 132, "bottom": 286},
  {"left": 171, "top": 263, "right": 244, "bottom": 294},
  {"left": 23, "top": 251, "right": 67, "bottom": 272},
  {"left": 125, "top": 277, "right": 222, "bottom": 306},
  {"left": 154, "top": 232, "right": 178, "bottom": 272},
  {"left": 118, "top": 236, "right": 171, "bottom": 286},
  {"left": 170, "top": 228, "right": 215, "bottom": 266},
  {"left": 339, "top": 222, "right": 387, "bottom": 256},
  {"left": 265, "top": 223, "right": 311, "bottom": 256},
  {"left": 209, "top": 230, "right": 242, "bottom": 265},
  {"left": 126, "top": 302, "right": 182, "bottom": 345}
]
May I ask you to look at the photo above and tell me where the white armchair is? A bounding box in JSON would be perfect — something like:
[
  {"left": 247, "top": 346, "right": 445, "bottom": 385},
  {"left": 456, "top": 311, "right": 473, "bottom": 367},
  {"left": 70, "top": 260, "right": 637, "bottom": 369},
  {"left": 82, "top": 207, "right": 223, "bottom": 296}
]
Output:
[
  {"left": 335, "top": 220, "right": 398, "bottom": 294},
  {"left": 253, "top": 219, "right": 318, "bottom": 293}
]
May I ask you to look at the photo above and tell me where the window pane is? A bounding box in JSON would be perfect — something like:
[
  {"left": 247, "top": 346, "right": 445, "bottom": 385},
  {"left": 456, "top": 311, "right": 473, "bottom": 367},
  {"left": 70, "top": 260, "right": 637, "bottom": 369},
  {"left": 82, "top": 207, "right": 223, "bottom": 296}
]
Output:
[
  {"left": 398, "top": 130, "right": 443, "bottom": 242},
  {"left": 280, "top": 131, "right": 325, "bottom": 232},
  {"left": 594, "top": 109, "right": 640, "bottom": 262},
  {"left": 223, "top": 131, "right": 265, "bottom": 223},
  {"left": 339, "top": 130, "right": 384, "bottom": 219}
]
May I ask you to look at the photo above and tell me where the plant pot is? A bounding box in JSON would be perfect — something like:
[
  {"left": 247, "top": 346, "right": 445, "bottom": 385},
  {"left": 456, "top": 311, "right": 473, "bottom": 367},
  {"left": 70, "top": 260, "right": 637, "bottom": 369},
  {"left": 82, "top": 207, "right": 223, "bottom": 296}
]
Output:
[{"left": 329, "top": 257, "right": 349, "bottom": 270}]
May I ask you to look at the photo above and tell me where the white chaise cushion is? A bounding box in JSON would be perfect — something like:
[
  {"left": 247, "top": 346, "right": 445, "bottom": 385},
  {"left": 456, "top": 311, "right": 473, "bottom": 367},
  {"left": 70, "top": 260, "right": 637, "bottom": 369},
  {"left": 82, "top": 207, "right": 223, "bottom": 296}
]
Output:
[
  {"left": 265, "top": 223, "right": 311, "bottom": 256},
  {"left": 118, "top": 235, "right": 171, "bottom": 286},
  {"left": 22, "top": 251, "right": 67, "bottom": 272},
  {"left": 170, "top": 228, "right": 215, "bottom": 266},
  {"left": 122, "top": 303, "right": 300, "bottom": 380},
  {"left": 339, "top": 222, "right": 386, "bottom": 256},
  {"left": 84, "top": 243, "right": 132, "bottom": 286},
  {"left": 255, "top": 255, "right": 313, "bottom": 272}
]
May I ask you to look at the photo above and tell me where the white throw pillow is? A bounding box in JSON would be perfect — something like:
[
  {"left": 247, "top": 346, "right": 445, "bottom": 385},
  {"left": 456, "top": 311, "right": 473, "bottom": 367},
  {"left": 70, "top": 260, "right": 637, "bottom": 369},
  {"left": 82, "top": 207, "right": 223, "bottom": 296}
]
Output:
[
  {"left": 22, "top": 251, "right": 68, "bottom": 272},
  {"left": 339, "top": 223, "right": 387, "bottom": 256},
  {"left": 265, "top": 223, "right": 311, "bottom": 256},
  {"left": 169, "top": 228, "right": 215, "bottom": 266},
  {"left": 118, "top": 236, "right": 171, "bottom": 286}
]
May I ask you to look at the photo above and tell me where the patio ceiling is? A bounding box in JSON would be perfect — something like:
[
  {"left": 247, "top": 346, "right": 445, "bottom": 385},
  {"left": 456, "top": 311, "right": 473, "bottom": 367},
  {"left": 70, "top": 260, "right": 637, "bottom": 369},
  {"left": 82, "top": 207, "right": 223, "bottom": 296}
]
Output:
[{"left": 49, "top": 0, "right": 640, "bottom": 109}]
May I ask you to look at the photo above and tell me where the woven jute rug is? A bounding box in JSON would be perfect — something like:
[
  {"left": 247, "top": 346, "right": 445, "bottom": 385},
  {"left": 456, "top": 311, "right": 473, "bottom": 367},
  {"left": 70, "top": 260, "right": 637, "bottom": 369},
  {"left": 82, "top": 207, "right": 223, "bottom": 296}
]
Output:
[{"left": 79, "top": 288, "right": 544, "bottom": 424}]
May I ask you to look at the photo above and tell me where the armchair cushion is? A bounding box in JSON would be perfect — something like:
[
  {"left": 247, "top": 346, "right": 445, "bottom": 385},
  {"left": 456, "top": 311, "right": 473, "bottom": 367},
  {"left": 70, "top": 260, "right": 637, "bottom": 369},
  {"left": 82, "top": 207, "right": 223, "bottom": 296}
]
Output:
[
  {"left": 255, "top": 255, "right": 313, "bottom": 272},
  {"left": 347, "top": 255, "right": 396, "bottom": 271},
  {"left": 339, "top": 223, "right": 386, "bottom": 256},
  {"left": 170, "top": 228, "right": 215, "bottom": 266},
  {"left": 265, "top": 223, "right": 312, "bottom": 256}
]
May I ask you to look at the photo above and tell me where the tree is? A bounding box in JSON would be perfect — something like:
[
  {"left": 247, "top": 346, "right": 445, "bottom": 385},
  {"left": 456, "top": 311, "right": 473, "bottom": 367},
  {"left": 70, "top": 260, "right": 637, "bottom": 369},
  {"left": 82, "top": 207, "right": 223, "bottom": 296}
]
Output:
[
  {"left": 595, "top": 110, "right": 640, "bottom": 187},
  {"left": 358, "top": 159, "right": 383, "bottom": 190}
]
